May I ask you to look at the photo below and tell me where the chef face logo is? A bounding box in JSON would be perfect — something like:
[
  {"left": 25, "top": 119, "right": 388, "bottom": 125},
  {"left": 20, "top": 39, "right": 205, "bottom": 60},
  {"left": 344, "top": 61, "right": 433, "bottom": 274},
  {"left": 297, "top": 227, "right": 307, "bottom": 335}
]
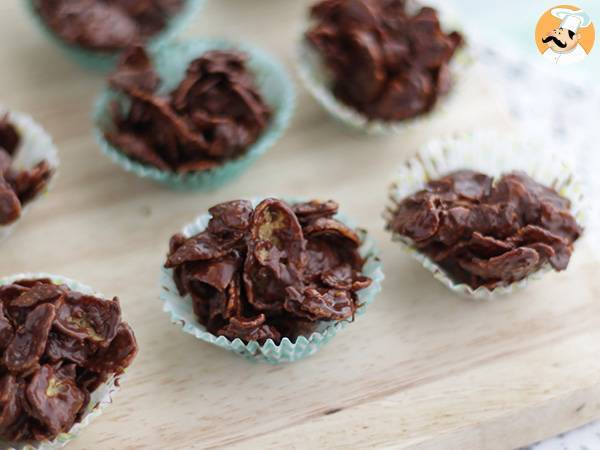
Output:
[
  {"left": 535, "top": 5, "right": 595, "bottom": 65},
  {"left": 542, "top": 27, "right": 579, "bottom": 52}
]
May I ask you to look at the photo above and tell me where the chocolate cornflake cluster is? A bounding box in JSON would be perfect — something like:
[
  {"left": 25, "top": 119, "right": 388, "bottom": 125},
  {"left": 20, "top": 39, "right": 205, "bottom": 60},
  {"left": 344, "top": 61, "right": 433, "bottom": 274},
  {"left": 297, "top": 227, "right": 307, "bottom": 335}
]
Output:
[
  {"left": 0, "top": 116, "right": 53, "bottom": 226},
  {"left": 305, "top": 0, "right": 464, "bottom": 121},
  {"left": 104, "top": 46, "right": 272, "bottom": 173},
  {"left": 165, "top": 199, "right": 372, "bottom": 344},
  {"left": 0, "top": 279, "right": 137, "bottom": 443},
  {"left": 387, "top": 171, "right": 583, "bottom": 289},
  {"left": 34, "top": 0, "right": 185, "bottom": 52}
]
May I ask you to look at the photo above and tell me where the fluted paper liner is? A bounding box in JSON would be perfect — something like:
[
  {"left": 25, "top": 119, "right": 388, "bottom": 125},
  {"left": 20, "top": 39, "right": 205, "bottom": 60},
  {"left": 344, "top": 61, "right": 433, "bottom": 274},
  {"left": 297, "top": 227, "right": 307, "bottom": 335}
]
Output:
[
  {"left": 384, "top": 130, "right": 587, "bottom": 300},
  {"left": 296, "top": 0, "right": 473, "bottom": 134},
  {"left": 0, "top": 273, "right": 126, "bottom": 450},
  {"left": 160, "top": 197, "right": 384, "bottom": 364},
  {"left": 25, "top": 0, "right": 205, "bottom": 72},
  {"left": 94, "top": 38, "right": 296, "bottom": 190},
  {"left": 0, "top": 109, "right": 59, "bottom": 243}
]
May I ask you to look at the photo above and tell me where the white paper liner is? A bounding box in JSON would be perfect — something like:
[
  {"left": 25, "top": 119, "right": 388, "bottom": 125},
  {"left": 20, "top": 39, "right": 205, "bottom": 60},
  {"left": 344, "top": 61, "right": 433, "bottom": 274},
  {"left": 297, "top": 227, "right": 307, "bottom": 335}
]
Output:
[
  {"left": 160, "top": 197, "right": 384, "bottom": 364},
  {"left": 296, "top": 0, "right": 474, "bottom": 134},
  {"left": 0, "top": 273, "right": 125, "bottom": 450},
  {"left": 384, "top": 130, "right": 587, "bottom": 300},
  {"left": 0, "top": 110, "right": 59, "bottom": 243}
]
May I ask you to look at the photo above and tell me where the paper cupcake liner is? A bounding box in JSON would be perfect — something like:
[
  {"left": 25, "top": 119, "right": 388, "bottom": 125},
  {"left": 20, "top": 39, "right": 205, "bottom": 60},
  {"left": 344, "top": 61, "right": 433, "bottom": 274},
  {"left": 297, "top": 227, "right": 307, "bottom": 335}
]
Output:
[
  {"left": 0, "top": 273, "right": 126, "bottom": 450},
  {"left": 160, "top": 197, "right": 384, "bottom": 364},
  {"left": 0, "top": 109, "right": 59, "bottom": 244},
  {"left": 296, "top": 0, "right": 474, "bottom": 134},
  {"left": 25, "top": 0, "right": 205, "bottom": 72},
  {"left": 93, "top": 38, "right": 296, "bottom": 190},
  {"left": 384, "top": 129, "right": 587, "bottom": 300}
]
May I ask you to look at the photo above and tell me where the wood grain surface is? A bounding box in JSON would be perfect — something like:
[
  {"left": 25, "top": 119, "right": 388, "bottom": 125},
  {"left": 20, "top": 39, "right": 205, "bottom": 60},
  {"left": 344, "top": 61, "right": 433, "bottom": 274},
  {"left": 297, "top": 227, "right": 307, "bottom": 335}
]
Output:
[{"left": 0, "top": 1, "right": 598, "bottom": 449}]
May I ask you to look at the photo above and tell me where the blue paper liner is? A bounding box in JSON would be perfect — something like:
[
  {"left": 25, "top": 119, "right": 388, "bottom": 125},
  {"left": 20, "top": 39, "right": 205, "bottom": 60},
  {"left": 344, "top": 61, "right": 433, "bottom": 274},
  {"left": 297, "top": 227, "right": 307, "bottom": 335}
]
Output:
[
  {"left": 160, "top": 197, "right": 384, "bottom": 364},
  {"left": 93, "top": 38, "right": 296, "bottom": 190},
  {"left": 25, "top": 0, "right": 205, "bottom": 72}
]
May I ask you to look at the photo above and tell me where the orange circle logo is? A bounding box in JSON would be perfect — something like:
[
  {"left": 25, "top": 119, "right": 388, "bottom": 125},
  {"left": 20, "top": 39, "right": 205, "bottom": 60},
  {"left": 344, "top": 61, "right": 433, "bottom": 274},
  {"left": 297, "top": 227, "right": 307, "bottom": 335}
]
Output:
[{"left": 535, "top": 5, "right": 595, "bottom": 65}]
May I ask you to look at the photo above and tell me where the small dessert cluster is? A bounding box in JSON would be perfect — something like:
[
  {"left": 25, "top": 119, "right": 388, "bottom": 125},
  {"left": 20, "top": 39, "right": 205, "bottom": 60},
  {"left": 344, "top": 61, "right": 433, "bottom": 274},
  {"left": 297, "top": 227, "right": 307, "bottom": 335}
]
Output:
[
  {"left": 0, "top": 278, "right": 137, "bottom": 443},
  {"left": 105, "top": 46, "right": 272, "bottom": 173},
  {"left": 33, "top": 0, "right": 185, "bottom": 52},
  {"left": 0, "top": 115, "right": 53, "bottom": 226},
  {"left": 165, "top": 199, "right": 372, "bottom": 343},
  {"left": 305, "top": 0, "right": 463, "bottom": 121},
  {"left": 387, "top": 170, "right": 582, "bottom": 289}
]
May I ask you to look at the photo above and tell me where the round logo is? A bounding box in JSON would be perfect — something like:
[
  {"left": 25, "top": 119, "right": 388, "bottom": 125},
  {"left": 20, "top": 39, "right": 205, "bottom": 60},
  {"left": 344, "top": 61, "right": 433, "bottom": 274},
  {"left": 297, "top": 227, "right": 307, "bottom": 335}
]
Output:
[{"left": 535, "top": 5, "right": 595, "bottom": 65}]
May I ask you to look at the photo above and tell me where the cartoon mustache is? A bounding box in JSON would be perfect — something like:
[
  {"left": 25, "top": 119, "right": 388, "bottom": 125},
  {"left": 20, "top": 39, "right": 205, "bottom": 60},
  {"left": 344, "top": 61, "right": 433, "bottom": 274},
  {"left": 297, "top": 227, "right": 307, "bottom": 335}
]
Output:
[{"left": 542, "top": 35, "right": 567, "bottom": 48}]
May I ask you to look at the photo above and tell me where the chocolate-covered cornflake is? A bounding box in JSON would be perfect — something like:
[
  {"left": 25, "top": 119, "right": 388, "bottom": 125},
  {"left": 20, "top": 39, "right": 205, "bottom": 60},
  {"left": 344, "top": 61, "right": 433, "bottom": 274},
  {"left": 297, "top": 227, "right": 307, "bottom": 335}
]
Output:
[
  {"left": 305, "top": 0, "right": 464, "bottom": 121},
  {"left": 0, "top": 279, "right": 137, "bottom": 444},
  {"left": 0, "top": 115, "right": 54, "bottom": 226},
  {"left": 33, "top": 0, "right": 185, "bottom": 52},
  {"left": 104, "top": 46, "right": 272, "bottom": 173},
  {"left": 386, "top": 170, "right": 583, "bottom": 289},
  {"left": 166, "top": 199, "right": 372, "bottom": 344}
]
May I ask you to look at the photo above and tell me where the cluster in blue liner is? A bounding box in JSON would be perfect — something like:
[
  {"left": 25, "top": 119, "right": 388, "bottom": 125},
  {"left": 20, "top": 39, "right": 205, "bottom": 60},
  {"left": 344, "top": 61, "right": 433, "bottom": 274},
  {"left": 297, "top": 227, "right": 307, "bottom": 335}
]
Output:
[
  {"left": 165, "top": 198, "right": 372, "bottom": 344},
  {"left": 104, "top": 46, "right": 272, "bottom": 174},
  {"left": 32, "top": 0, "right": 186, "bottom": 52}
]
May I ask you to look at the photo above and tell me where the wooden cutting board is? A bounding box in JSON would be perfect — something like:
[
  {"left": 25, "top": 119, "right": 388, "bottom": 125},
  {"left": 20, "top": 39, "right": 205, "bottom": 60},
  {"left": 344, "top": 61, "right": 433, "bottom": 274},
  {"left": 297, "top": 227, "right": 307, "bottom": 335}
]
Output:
[{"left": 0, "top": 1, "right": 599, "bottom": 449}]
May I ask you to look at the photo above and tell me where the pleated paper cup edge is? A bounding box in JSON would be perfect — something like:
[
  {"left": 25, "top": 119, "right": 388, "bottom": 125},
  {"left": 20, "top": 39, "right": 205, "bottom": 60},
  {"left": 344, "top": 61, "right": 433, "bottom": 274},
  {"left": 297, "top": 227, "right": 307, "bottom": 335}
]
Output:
[
  {"left": 0, "top": 273, "right": 125, "bottom": 450},
  {"left": 159, "top": 196, "right": 384, "bottom": 364},
  {"left": 384, "top": 129, "right": 586, "bottom": 301}
]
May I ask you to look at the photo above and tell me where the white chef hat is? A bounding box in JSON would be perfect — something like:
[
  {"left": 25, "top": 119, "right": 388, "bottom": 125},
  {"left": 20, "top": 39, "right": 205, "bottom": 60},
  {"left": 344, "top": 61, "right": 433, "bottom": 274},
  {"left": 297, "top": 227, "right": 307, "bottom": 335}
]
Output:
[{"left": 551, "top": 8, "right": 592, "bottom": 33}]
